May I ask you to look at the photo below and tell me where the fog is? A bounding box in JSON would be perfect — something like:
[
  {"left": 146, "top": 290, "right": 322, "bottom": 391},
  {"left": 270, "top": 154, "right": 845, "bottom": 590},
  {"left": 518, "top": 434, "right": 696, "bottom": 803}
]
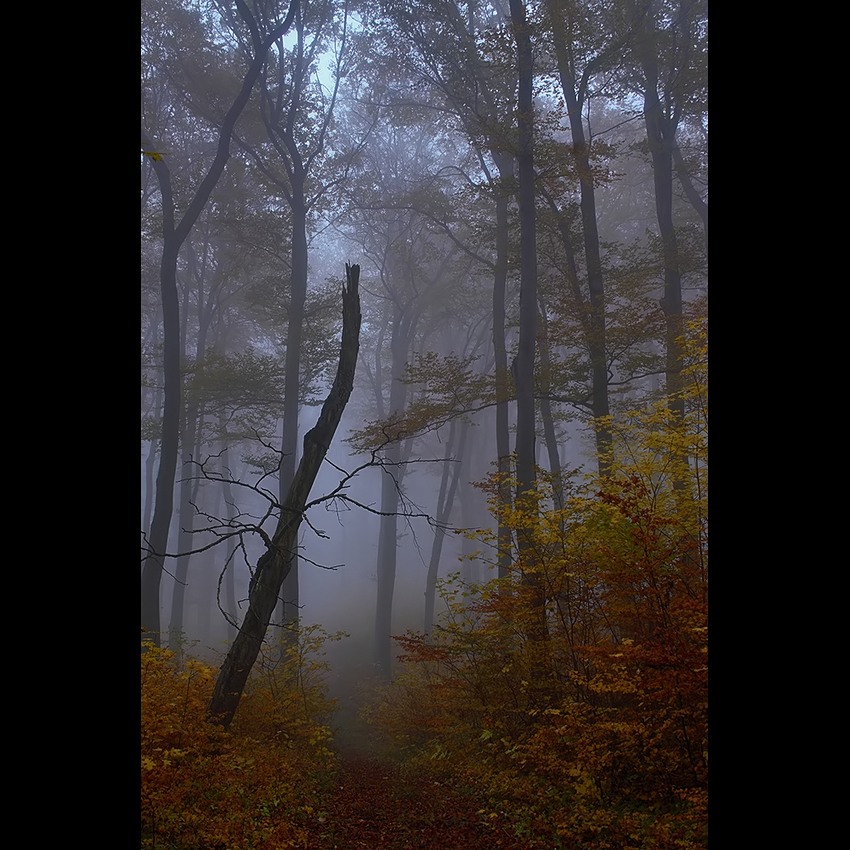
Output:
[
  {"left": 141, "top": 0, "right": 707, "bottom": 736},
  {"left": 142, "top": 4, "right": 707, "bottom": 846}
]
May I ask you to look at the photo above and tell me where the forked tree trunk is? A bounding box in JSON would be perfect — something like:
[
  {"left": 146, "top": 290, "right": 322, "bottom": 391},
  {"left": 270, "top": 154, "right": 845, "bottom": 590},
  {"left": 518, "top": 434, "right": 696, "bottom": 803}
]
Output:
[{"left": 209, "top": 264, "right": 361, "bottom": 730}]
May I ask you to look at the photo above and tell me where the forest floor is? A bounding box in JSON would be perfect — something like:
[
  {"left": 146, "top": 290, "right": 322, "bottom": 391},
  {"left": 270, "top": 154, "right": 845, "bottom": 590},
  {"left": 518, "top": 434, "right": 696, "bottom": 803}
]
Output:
[
  {"left": 307, "top": 699, "right": 540, "bottom": 850},
  {"left": 313, "top": 749, "right": 535, "bottom": 850}
]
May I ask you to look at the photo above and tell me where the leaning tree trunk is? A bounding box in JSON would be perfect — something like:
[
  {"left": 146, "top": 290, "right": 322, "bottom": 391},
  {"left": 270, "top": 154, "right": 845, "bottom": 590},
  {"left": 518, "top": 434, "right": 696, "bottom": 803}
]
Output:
[{"left": 209, "top": 264, "right": 361, "bottom": 730}]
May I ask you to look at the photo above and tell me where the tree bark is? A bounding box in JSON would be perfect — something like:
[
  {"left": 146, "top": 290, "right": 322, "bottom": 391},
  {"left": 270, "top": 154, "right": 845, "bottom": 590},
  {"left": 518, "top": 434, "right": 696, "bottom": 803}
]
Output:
[
  {"left": 672, "top": 141, "right": 707, "bottom": 242},
  {"left": 209, "top": 263, "right": 361, "bottom": 730}
]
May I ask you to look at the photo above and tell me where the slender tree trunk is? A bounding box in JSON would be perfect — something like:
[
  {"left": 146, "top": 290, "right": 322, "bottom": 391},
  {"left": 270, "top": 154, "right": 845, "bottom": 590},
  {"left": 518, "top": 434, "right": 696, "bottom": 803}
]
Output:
[
  {"left": 510, "top": 0, "right": 550, "bottom": 675},
  {"left": 140, "top": 2, "right": 298, "bottom": 645},
  {"left": 636, "top": 12, "right": 685, "bottom": 423},
  {"left": 492, "top": 153, "right": 514, "bottom": 581},
  {"left": 169, "top": 256, "right": 218, "bottom": 653},
  {"left": 423, "top": 418, "right": 469, "bottom": 637},
  {"left": 168, "top": 403, "right": 210, "bottom": 653},
  {"left": 509, "top": 0, "right": 538, "bottom": 521},
  {"left": 142, "top": 428, "right": 159, "bottom": 540},
  {"left": 209, "top": 264, "right": 360, "bottom": 730},
  {"left": 537, "top": 301, "right": 564, "bottom": 514},
  {"left": 544, "top": 0, "right": 611, "bottom": 467},
  {"left": 373, "top": 308, "right": 413, "bottom": 679},
  {"left": 142, "top": 234, "right": 181, "bottom": 645},
  {"left": 219, "top": 436, "right": 239, "bottom": 643},
  {"left": 142, "top": 337, "right": 161, "bottom": 537},
  {"left": 277, "top": 180, "right": 309, "bottom": 651}
]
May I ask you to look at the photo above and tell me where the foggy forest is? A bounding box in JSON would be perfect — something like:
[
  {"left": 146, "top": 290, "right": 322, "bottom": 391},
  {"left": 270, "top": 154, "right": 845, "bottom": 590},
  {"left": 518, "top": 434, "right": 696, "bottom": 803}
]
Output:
[{"left": 141, "top": 0, "right": 707, "bottom": 847}]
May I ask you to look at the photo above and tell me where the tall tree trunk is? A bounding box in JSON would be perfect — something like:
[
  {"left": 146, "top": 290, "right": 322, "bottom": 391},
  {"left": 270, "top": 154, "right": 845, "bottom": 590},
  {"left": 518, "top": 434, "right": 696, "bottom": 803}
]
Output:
[
  {"left": 169, "top": 250, "right": 219, "bottom": 654},
  {"left": 492, "top": 152, "right": 515, "bottom": 581},
  {"left": 209, "top": 263, "right": 361, "bottom": 730},
  {"left": 509, "top": 0, "right": 538, "bottom": 525},
  {"left": 141, "top": 228, "right": 182, "bottom": 645},
  {"left": 167, "top": 415, "right": 199, "bottom": 654},
  {"left": 277, "top": 180, "right": 309, "bottom": 652},
  {"left": 543, "top": 0, "right": 612, "bottom": 467},
  {"left": 142, "top": 426, "right": 159, "bottom": 540},
  {"left": 509, "top": 0, "right": 549, "bottom": 663},
  {"left": 373, "top": 308, "right": 414, "bottom": 679},
  {"left": 142, "top": 340, "right": 161, "bottom": 537},
  {"left": 140, "top": 2, "right": 298, "bottom": 645},
  {"left": 635, "top": 6, "right": 685, "bottom": 423}
]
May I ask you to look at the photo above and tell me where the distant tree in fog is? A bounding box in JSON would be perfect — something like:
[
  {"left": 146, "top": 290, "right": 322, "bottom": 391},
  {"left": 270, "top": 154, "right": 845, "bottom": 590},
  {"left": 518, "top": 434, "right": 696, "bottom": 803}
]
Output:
[{"left": 223, "top": 0, "right": 359, "bottom": 642}]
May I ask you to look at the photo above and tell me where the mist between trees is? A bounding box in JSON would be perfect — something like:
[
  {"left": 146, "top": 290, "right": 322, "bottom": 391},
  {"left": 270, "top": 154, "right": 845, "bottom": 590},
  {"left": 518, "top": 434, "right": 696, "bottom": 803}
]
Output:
[{"left": 142, "top": 0, "right": 706, "bottom": 846}]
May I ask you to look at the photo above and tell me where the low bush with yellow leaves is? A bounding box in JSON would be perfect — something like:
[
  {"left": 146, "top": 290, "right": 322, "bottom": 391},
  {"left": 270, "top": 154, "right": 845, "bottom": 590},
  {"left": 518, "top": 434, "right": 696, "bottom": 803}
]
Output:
[{"left": 141, "top": 625, "right": 341, "bottom": 849}]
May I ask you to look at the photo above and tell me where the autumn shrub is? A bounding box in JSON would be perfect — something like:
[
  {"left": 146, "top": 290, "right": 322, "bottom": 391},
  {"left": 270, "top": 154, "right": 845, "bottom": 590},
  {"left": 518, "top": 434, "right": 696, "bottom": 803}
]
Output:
[
  {"left": 141, "top": 625, "right": 341, "bottom": 849},
  {"left": 371, "top": 321, "right": 708, "bottom": 848}
]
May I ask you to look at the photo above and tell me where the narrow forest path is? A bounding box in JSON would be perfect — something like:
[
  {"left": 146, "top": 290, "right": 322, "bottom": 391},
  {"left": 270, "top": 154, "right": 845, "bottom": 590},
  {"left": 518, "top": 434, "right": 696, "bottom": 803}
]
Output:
[{"left": 313, "top": 750, "right": 533, "bottom": 849}]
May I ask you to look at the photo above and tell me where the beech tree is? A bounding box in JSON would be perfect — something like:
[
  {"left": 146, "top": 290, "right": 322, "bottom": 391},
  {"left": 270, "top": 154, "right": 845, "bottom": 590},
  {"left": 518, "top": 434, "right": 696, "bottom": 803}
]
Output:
[
  {"left": 371, "top": 0, "right": 520, "bottom": 577},
  {"left": 141, "top": 0, "right": 298, "bottom": 645},
  {"left": 538, "top": 0, "right": 638, "bottom": 464},
  {"left": 627, "top": 0, "right": 707, "bottom": 421}
]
